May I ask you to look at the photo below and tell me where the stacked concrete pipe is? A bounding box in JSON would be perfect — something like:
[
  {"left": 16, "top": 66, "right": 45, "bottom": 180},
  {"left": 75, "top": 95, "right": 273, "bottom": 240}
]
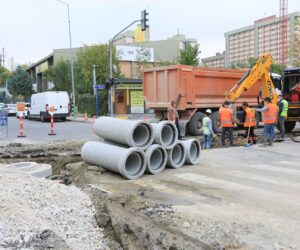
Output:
[
  {"left": 93, "top": 117, "right": 154, "bottom": 150},
  {"left": 166, "top": 141, "right": 187, "bottom": 169},
  {"left": 181, "top": 139, "right": 201, "bottom": 164},
  {"left": 81, "top": 141, "right": 146, "bottom": 180},
  {"left": 145, "top": 144, "right": 167, "bottom": 174},
  {"left": 151, "top": 121, "right": 178, "bottom": 149}
]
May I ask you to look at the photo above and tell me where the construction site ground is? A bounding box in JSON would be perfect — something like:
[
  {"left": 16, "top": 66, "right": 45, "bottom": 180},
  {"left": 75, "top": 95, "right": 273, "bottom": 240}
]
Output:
[{"left": 0, "top": 129, "right": 299, "bottom": 249}]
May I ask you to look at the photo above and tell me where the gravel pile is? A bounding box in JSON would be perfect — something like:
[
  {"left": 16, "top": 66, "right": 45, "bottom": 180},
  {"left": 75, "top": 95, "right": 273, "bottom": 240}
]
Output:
[{"left": 0, "top": 165, "right": 108, "bottom": 250}]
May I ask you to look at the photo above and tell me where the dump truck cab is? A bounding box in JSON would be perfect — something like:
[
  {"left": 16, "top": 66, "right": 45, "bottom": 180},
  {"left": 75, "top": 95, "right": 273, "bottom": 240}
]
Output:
[{"left": 281, "top": 67, "right": 300, "bottom": 132}]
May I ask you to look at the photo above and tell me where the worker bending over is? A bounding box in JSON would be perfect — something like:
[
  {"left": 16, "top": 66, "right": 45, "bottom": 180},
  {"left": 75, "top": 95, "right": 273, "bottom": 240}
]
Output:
[
  {"left": 242, "top": 102, "right": 256, "bottom": 145},
  {"left": 167, "top": 100, "right": 181, "bottom": 139},
  {"left": 255, "top": 97, "right": 278, "bottom": 147},
  {"left": 218, "top": 101, "right": 235, "bottom": 146}
]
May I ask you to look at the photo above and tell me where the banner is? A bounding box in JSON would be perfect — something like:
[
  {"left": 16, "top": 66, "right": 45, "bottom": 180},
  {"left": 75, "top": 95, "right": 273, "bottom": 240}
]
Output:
[{"left": 130, "top": 90, "right": 144, "bottom": 113}]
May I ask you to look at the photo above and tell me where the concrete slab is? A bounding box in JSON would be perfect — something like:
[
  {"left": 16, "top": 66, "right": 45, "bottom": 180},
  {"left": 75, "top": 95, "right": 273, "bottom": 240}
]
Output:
[{"left": 90, "top": 140, "right": 300, "bottom": 249}]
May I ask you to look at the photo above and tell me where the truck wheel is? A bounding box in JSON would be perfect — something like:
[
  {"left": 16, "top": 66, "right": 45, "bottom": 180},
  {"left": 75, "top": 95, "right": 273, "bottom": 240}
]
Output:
[
  {"left": 188, "top": 112, "right": 204, "bottom": 136},
  {"left": 284, "top": 121, "right": 296, "bottom": 133},
  {"left": 61, "top": 117, "right": 66, "bottom": 122},
  {"left": 212, "top": 111, "right": 222, "bottom": 134},
  {"left": 40, "top": 113, "right": 46, "bottom": 122}
]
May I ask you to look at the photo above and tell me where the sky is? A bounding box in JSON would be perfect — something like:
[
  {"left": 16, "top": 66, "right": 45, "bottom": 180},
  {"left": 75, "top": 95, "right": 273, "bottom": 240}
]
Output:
[{"left": 1, "top": 0, "right": 300, "bottom": 68}]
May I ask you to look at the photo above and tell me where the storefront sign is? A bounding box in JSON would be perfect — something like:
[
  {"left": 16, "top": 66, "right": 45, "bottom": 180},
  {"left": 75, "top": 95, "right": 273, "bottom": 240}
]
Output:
[
  {"left": 130, "top": 90, "right": 144, "bottom": 113},
  {"left": 115, "top": 84, "right": 142, "bottom": 90}
]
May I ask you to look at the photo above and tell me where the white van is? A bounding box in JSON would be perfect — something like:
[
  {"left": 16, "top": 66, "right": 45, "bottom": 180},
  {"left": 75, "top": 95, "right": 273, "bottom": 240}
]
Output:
[{"left": 28, "top": 91, "right": 70, "bottom": 122}]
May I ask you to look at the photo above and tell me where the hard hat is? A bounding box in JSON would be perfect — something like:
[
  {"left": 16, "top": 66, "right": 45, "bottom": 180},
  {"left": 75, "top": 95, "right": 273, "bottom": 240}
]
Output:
[{"left": 205, "top": 109, "right": 212, "bottom": 114}]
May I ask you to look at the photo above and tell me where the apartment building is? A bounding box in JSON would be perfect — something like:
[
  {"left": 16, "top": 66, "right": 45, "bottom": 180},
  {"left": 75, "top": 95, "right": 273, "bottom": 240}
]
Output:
[
  {"left": 201, "top": 51, "right": 225, "bottom": 68},
  {"left": 225, "top": 12, "right": 300, "bottom": 67}
]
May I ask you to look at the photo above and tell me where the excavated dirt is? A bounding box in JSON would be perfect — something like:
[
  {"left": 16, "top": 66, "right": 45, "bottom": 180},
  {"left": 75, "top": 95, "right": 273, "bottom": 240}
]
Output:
[{"left": 1, "top": 130, "right": 298, "bottom": 250}]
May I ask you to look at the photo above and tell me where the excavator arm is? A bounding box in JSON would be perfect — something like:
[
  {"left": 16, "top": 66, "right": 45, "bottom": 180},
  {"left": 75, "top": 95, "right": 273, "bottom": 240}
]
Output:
[{"left": 225, "top": 53, "right": 278, "bottom": 105}]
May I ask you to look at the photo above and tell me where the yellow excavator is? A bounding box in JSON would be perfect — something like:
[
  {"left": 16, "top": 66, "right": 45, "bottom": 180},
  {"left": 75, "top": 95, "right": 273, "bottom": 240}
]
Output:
[
  {"left": 225, "top": 52, "right": 299, "bottom": 132},
  {"left": 225, "top": 53, "right": 278, "bottom": 105}
]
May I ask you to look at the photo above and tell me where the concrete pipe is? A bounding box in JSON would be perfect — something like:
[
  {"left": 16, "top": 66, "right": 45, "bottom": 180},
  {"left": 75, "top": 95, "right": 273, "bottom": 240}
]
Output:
[
  {"left": 151, "top": 121, "right": 178, "bottom": 149},
  {"left": 145, "top": 144, "right": 167, "bottom": 175},
  {"left": 93, "top": 117, "right": 154, "bottom": 150},
  {"left": 81, "top": 141, "right": 146, "bottom": 180},
  {"left": 166, "top": 141, "right": 187, "bottom": 169},
  {"left": 181, "top": 139, "right": 201, "bottom": 165}
]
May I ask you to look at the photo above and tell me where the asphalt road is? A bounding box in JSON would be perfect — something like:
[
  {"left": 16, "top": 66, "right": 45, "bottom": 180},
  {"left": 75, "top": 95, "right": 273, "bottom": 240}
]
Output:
[{"left": 0, "top": 117, "right": 99, "bottom": 143}]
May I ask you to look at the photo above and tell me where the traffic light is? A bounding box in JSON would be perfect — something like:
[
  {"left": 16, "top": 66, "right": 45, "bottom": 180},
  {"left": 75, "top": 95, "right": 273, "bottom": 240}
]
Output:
[
  {"left": 141, "top": 10, "right": 149, "bottom": 31},
  {"left": 105, "top": 77, "right": 115, "bottom": 90}
]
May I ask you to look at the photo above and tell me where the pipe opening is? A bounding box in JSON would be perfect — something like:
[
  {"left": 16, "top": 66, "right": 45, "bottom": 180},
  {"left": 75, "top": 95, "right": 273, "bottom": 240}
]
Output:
[
  {"left": 150, "top": 148, "right": 164, "bottom": 171},
  {"left": 133, "top": 124, "right": 151, "bottom": 147},
  {"left": 172, "top": 144, "right": 184, "bottom": 165},
  {"left": 190, "top": 141, "right": 200, "bottom": 162},
  {"left": 125, "top": 152, "right": 143, "bottom": 176},
  {"left": 161, "top": 125, "right": 176, "bottom": 146}
]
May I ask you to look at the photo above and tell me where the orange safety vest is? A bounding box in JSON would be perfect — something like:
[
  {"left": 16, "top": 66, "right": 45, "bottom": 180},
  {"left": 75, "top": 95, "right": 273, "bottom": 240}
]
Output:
[
  {"left": 244, "top": 107, "right": 256, "bottom": 127},
  {"left": 264, "top": 103, "right": 278, "bottom": 124},
  {"left": 219, "top": 107, "right": 233, "bottom": 127}
]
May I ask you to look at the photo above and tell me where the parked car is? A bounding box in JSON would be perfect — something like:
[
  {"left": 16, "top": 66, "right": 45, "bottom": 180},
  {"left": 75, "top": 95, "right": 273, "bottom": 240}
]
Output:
[
  {"left": 28, "top": 91, "right": 70, "bottom": 122},
  {"left": 7, "top": 104, "right": 17, "bottom": 116}
]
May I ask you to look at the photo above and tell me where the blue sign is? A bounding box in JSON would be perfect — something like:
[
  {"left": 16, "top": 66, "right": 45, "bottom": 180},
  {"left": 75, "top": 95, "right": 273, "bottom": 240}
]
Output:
[
  {"left": 0, "top": 115, "right": 7, "bottom": 126},
  {"left": 94, "top": 84, "right": 105, "bottom": 90}
]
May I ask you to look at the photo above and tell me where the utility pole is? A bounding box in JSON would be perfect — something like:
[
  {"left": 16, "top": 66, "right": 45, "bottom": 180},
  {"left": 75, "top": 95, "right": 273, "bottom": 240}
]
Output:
[
  {"left": 93, "top": 65, "right": 98, "bottom": 96},
  {"left": 108, "top": 10, "right": 149, "bottom": 117},
  {"left": 2, "top": 48, "right": 5, "bottom": 68},
  {"left": 57, "top": 0, "right": 76, "bottom": 116}
]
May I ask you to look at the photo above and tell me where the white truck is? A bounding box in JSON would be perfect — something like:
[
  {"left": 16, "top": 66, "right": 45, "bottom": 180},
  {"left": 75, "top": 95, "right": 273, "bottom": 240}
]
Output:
[{"left": 28, "top": 91, "right": 70, "bottom": 122}]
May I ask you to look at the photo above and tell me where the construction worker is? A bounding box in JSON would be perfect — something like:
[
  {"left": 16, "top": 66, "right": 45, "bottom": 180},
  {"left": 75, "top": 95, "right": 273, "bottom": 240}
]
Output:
[
  {"left": 218, "top": 101, "right": 235, "bottom": 146},
  {"left": 167, "top": 100, "right": 181, "bottom": 139},
  {"left": 202, "top": 109, "right": 214, "bottom": 149},
  {"left": 242, "top": 102, "right": 256, "bottom": 145},
  {"left": 255, "top": 97, "right": 278, "bottom": 147},
  {"left": 277, "top": 94, "right": 289, "bottom": 140}
]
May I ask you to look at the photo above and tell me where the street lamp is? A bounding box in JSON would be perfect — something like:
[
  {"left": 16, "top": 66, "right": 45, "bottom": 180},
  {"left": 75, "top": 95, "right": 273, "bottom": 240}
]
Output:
[{"left": 57, "top": 0, "right": 76, "bottom": 117}]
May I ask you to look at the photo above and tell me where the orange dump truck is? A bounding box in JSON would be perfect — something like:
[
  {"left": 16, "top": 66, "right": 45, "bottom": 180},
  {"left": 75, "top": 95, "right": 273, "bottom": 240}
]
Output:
[{"left": 143, "top": 65, "right": 260, "bottom": 135}]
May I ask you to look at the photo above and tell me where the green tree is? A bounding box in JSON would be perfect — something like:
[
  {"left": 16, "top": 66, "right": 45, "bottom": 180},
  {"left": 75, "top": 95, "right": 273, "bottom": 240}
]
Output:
[
  {"left": 7, "top": 66, "right": 33, "bottom": 99},
  {"left": 76, "top": 44, "right": 120, "bottom": 94},
  {"left": 179, "top": 43, "right": 200, "bottom": 66},
  {"left": 0, "top": 67, "right": 11, "bottom": 86},
  {"left": 46, "top": 60, "right": 71, "bottom": 92}
]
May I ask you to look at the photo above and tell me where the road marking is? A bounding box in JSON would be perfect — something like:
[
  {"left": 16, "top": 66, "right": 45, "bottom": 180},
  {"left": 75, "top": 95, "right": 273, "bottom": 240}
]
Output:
[
  {"left": 248, "top": 164, "right": 300, "bottom": 176},
  {"left": 174, "top": 173, "right": 300, "bottom": 205}
]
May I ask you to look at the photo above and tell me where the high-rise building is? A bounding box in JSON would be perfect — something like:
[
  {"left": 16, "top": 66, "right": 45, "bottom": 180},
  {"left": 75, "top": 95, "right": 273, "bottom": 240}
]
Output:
[
  {"left": 224, "top": 12, "right": 300, "bottom": 67},
  {"left": 201, "top": 51, "right": 225, "bottom": 68}
]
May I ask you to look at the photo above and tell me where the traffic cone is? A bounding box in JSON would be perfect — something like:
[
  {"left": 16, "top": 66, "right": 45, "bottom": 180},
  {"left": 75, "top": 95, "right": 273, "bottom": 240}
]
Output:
[
  {"left": 84, "top": 112, "right": 88, "bottom": 122},
  {"left": 48, "top": 114, "right": 56, "bottom": 136},
  {"left": 17, "top": 114, "right": 26, "bottom": 137}
]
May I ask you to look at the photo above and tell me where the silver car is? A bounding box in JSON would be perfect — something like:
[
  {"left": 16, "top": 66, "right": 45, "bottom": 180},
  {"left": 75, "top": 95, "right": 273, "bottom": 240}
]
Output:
[{"left": 7, "top": 104, "right": 17, "bottom": 116}]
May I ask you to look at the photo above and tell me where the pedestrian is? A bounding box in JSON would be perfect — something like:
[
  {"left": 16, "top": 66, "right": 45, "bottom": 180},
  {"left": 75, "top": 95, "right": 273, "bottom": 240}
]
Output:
[
  {"left": 218, "top": 101, "right": 235, "bottom": 146},
  {"left": 277, "top": 94, "right": 288, "bottom": 140},
  {"left": 167, "top": 100, "right": 181, "bottom": 139},
  {"left": 255, "top": 97, "right": 278, "bottom": 147},
  {"left": 202, "top": 109, "right": 214, "bottom": 149},
  {"left": 242, "top": 102, "right": 256, "bottom": 145}
]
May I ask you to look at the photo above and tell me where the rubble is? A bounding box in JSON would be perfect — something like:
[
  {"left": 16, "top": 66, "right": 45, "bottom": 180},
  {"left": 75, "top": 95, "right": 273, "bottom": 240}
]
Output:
[{"left": 0, "top": 165, "right": 108, "bottom": 250}]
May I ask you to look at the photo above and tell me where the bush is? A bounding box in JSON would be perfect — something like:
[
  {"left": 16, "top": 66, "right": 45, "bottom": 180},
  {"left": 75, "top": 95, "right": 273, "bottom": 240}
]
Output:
[{"left": 76, "top": 91, "right": 108, "bottom": 117}]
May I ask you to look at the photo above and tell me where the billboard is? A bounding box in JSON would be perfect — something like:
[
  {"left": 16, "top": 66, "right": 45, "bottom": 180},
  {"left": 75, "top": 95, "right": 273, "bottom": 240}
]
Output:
[{"left": 116, "top": 45, "right": 154, "bottom": 62}]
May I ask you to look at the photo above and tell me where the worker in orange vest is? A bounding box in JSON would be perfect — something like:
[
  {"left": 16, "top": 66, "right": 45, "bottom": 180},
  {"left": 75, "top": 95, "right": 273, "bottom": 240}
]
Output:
[
  {"left": 218, "top": 101, "right": 235, "bottom": 146},
  {"left": 242, "top": 102, "right": 256, "bottom": 145},
  {"left": 255, "top": 97, "right": 278, "bottom": 147},
  {"left": 167, "top": 100, "right": 181, "bottom": 139}
]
